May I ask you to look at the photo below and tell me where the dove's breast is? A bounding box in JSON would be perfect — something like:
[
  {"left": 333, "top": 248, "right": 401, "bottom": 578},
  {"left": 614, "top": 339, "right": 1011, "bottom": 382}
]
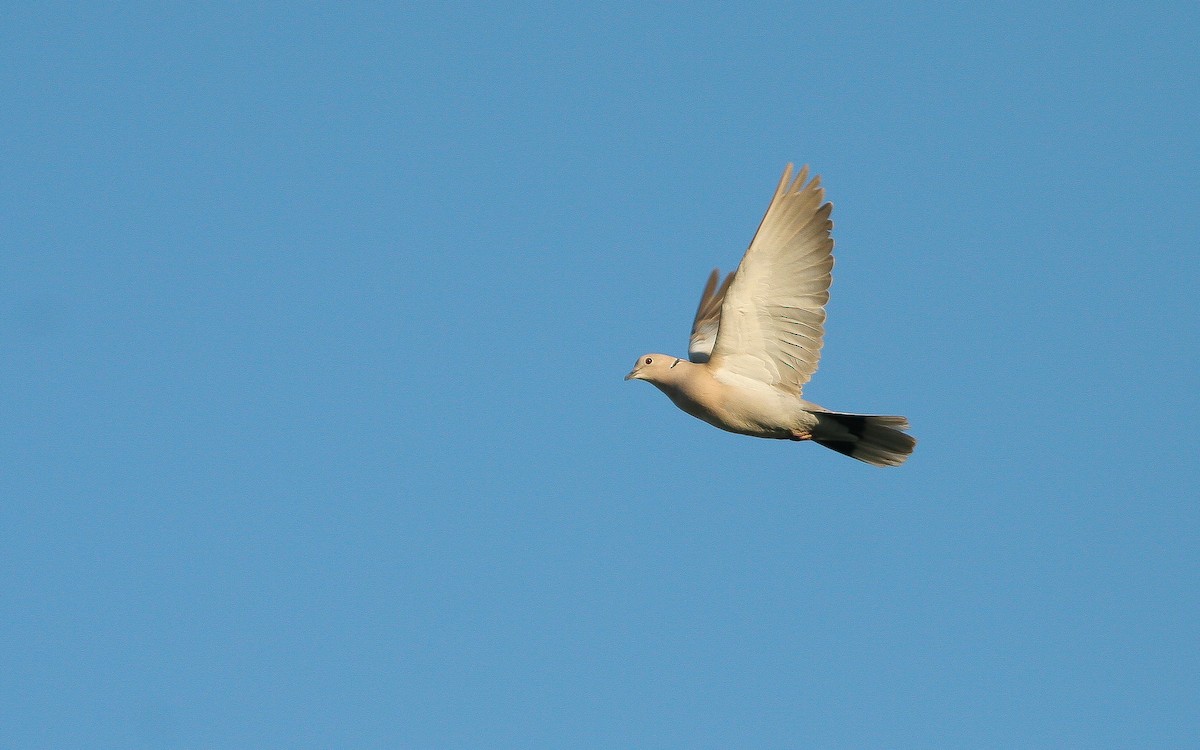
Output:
[{"left": 659, "top": 367, "right": 819, "bottom": 439}]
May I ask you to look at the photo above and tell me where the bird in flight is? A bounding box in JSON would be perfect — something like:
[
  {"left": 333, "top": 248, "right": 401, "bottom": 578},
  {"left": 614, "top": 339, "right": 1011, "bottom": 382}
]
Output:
[{"left": 626, "top": 164, "right": 916, "bottom": 466}]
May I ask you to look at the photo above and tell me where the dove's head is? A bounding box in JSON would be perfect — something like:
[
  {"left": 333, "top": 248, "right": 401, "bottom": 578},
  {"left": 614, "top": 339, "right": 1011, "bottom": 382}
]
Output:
[{"left": 625, "top": 354, "right": 685, "bottom": 384}]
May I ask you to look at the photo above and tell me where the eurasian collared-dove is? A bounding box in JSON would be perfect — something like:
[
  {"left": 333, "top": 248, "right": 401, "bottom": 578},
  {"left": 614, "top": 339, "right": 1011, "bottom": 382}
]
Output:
[{"left": 626, "top": 164, "right": 916, "bottom": 467}]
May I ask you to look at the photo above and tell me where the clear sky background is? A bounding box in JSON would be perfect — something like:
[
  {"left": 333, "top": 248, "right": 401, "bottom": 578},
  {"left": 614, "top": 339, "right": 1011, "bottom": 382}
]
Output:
[{"left": 3, "top": 3, "right": 1198, "bottom": 748}]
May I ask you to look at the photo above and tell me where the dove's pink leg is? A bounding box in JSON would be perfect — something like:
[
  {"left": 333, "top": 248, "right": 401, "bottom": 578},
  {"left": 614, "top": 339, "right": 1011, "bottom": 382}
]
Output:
[{"left": 789, "top": 430, "right": 812, "bottom": 441}]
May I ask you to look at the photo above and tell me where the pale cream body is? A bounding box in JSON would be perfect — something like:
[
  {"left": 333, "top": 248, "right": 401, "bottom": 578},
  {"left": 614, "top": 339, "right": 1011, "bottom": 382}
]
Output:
[{"left": 629, "top": 357, "right": 821, "bottom": 440}]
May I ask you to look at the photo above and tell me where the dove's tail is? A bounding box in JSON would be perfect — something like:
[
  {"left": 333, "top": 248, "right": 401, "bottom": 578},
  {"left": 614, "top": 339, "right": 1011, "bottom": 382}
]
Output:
[{"left": 811, "top": 412, "right": 916, "bottom": 467}]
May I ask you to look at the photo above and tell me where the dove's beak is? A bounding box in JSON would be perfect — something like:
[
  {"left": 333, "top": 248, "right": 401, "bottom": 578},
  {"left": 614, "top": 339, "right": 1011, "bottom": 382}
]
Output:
[{"left": 624, "top": 368, "right": 638, "bottom": 381}]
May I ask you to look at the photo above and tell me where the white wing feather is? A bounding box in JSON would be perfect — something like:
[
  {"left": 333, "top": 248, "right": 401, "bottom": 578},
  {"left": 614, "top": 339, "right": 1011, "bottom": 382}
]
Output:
[
  {"left": 707, "top": 164, "right": 834, "bottom": 395},
  {"left": 688, "top": 268, "right": 734, "bottom": 363}
]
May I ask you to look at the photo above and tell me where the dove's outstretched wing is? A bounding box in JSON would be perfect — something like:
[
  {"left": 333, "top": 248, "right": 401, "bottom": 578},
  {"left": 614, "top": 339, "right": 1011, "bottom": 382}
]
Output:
[
  {"left": 688, "top": 268, "right": 734, "bottom": 363},
  {"left": 708, "top": 164, "right": 834, "bottom": 395}
]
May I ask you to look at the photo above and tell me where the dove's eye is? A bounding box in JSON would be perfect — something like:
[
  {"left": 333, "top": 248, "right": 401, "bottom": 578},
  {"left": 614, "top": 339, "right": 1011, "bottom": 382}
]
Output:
[{"left": 645, "top": 357, "right": 653, "bottom": 365}]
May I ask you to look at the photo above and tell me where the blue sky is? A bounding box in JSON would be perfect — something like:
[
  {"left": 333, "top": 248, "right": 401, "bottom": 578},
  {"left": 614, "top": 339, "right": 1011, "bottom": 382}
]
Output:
[{"left": 3, "top": 2, "right": 1198, "bottom": 747}]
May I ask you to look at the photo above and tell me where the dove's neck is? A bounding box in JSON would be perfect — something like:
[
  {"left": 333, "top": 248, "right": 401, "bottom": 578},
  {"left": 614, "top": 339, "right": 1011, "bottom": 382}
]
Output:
[
  {"left": 647, "top": 360, "right": 720, "bottom": 417},
  {"left": 645, "top": 357, "right": 691, "bottom": 388}
]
